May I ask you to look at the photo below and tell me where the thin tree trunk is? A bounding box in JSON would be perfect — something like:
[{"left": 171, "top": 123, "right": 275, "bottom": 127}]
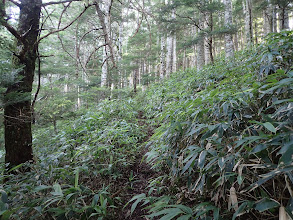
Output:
[
  {"left": 95, "top": 0, "right": 116, "bottom": 88},
  {"left": 224, "top": 0, "right": 235, "bottom": 58},
  {"left": 272, "top": 6, "right": 277, "bottom": 32},
  {"left": 204, "top": 12, "right": 211, "bottom": 65},
  {"left": 172, "top": 36, "right": 177, "bottom": 72},
  {"left": 197, "top": 16, "right": 205, "bottom": 70},
  {"left": 133, "top": 69, "right": 137, "bottom": 93},
  {"left": 165, "top": 35, "right": 173, "bottom": 76},
  {"left": 101, "top": 46, "right": 107, "bottom": 87},
  {"left": 280, "top": 7, "right": 289, "bottom": 30},
  {"left": 243, "top": 0, "right": 253, "bottom": 45}
]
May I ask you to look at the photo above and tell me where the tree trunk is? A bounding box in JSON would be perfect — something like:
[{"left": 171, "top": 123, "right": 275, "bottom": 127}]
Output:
[
  {"left": 272, "top": 6, "right": 277, "bottom": 32},
  {"left": 243, "top": 0, "right": 253, "bottom": 45},
  {"left": 101, "top": 45, "right": 108, "bottom": 87},
  {"left": 95, "top": 0, "right": 116, "bottom": 88},
  {"left": 4, "top": 0, "right": 42, "bottom": 168},
  {"left": 204, "top": 12, "right": 212, "bottom": 65},
  {"left": 133, "top": 69, "right": 137, "bottom": 93},
  {"left": 280, "top": 7, "right": 289, "bottom": 30},
  {"left": 197, "top": 16, "right": 205, "bottom": 71},
  {"left": 172, "top": 36, "right": 177, "bottom": 72},
  {"left": 165, "top": 34, "right": 173, "bottom": 76},
  {"left": 224, "top": 0, "right": 235, "bottom": 59}
]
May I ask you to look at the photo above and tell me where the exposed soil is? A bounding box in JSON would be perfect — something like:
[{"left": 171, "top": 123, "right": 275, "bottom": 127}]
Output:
[{"left": 110, "top": 111, "right": 157, "bottom": 220}]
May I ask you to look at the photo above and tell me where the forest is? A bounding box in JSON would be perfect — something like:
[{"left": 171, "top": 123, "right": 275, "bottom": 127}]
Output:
[{"left": 0, "top": 0, "right": 293, "bottom": 219}]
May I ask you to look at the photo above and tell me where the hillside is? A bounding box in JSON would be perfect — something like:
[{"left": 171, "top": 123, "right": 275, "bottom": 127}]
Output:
[{"left": 0, "top": 31, "right": 292, "bottom": 220}]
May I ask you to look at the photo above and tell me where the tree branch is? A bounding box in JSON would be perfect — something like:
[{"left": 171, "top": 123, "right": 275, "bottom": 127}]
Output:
[
  {"left": 1, "top": 21, "right": 25, "bottom": 44},
  {"left": 8, "top": 0, "right": 21, "bottom": 7},
  {"left": 41, "top": 0, "right": 81, "bottom": 7},
  {"left": 94, "top": 0, "right": 116, "bottom": 68},
  {"left": 37, "top": 5, "right": 90, "bottom": 43}
]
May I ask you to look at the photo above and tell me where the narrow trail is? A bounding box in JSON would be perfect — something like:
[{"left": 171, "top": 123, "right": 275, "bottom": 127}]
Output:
[{"left": 114, "top": 111, "right": 157, "bottom": 220}]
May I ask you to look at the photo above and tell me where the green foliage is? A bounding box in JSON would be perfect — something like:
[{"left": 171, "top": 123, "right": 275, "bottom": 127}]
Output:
[
  {"left": 0, "top": 31, "right": 15, "bottom": 105},
  {"left": 1, "top": 24, "right": 292, "bottom": 220},
  {"left": 132, "top": 31, "right": 293, "bottom": 219},
  {"left": 0, "top": 98, "right": 146, "bottom": 219}
]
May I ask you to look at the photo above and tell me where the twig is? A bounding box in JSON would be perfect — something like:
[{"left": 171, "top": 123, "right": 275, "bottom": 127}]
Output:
[
  {"left": 31, "top": 48, "right": 41, "bottom": 120},
  {"left": 37, "top": 5, "right": 90, "bottom": 43},
  {"left": 41, "top": 0, "right": 81, "bottom": 7}
]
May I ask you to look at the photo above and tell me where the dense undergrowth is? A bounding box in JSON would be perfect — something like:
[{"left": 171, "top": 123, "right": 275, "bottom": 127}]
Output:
[
  {"left": 0, "top": 99, "right": 147, "bottom": 219},
  {"left": 132, "top": 31, "right": 293, "bottom": 219},
  {"left": 0, "top": 31, "right": 292, "bottom": 220}
]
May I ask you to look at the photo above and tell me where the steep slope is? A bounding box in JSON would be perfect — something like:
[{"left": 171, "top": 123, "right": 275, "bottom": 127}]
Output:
[{"left": 130, "top": 31, "right": 293, "bottom": 220}]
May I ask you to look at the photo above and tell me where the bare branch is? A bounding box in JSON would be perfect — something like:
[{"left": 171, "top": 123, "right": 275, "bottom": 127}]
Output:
[
  {"left": 31, "top": 47, "right": 41, "bottom": 120},
  {"left": 1, "top": 21, "right": 24, "bottom": 43},
  {"left": 0, "top": 4, "right": 24, "bottom": 43},
  {"left": 101, "top": 55, "right": 111, "bottom": 67},
  {"left": 174, "top": 12, "right": 201, "bottom": 30},
  {"left": 85, "top": 44, "right": 107, "bottom": 67},
  {"left": 41, "top": 0, "right": 81, "bottom": 7},
  {"left": 57, "top": 3, "right": 76, "bottom": 60},
  {"left": 8, "top": 0, "right": 21, "bottom": 7},
  {"left": 129, "top": 14, "right": 143, "bottom": 39},
  {"left": 79, "top": 28, "right": 103, "bottom": 43},
  {"left": 37, "top": 5, "right": 90, "bottom": 43}
]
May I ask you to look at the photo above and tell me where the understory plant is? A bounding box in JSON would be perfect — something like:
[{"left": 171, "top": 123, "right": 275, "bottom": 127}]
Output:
[
  {"left": 0, "top": 98, "right": 146, "bottom": 219},
  {"left": 135, "top": 31, "right": 293, "bottom": 219}
]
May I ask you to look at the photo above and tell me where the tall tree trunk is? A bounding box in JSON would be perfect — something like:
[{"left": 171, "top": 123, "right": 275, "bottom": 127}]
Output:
[
  {"left": 95, "top": 0, "right": 116, "bottom": 88},
  {"left": 160, "top": 35, "right": 166, "bottom": 79},
  {"left": 280, "top": 7, "right": 289, "bottom": 30},
  {"left": 234, "top": 32, "right": 239, "bottom": 51},
  {"left": 101, "top": 46, "right": 108, "bottom": 87},
  {"left": 243, "top": 0, "right": 253, "bottom": 45},
  {"left": 3, "top": 0, "right": 41, "bottom": 168},
  {"left": 192, "top": 26, "right": 197, "bottom": 68},
  {"left": 224, "top": 0, "right": 235, "bottom": 59},
  {"left": 204, "top": 12, "right": 212, "bottom": 65},
  {"left": 133, "top": 69, "right": 137, "bottom": 93},
  {"left": 263, "top": 1, "right": 273, "bottom": 36},
  {"left": 272, "top": 6, "right": 277, "bottom": 32},
  {"left": 171, "top": 8, "right": 176, "bottom": 72},
  {"left": 118, "top": 16, "right": 123, "bottom": 88},
  {"left": 197, "top": 16, "right": 205, "bottom": 70},
  {"left": 254, "top": 20, "right": 258, "bottom": 45},
  {"left": 165, "top": 34, "right": 173, "bottom": 77},
  {"left": 172, "top": 36, "right": 177, "bottom": 72}
]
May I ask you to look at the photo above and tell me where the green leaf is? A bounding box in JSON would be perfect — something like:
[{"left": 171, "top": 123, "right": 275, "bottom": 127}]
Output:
[
  {"left": 278, "top": 141, "right": 293, "bottom": 155},
  {"left": 148, "top": 208, "right": 183, "bottom": 219},
  {"left": 181, "top": 154, "right": 197, "bottom": 174},
  {"left": 159, "top": 209, "right": 183, "bottom": 220},
  {"left": 0, "top": 190, "right": 8, "bottom": 203},
  {"left": 262, "top": 122, "right": 276, "bottom": 133},
  {"left": 34, "top": 185, "right": 51, "bottom": 192},
  {"left": 255, "top": 198, "right": 279, "bottom": 212},
  {"left": 52, "top": 184, "right": 63, "bottom": 196},
  {"left": 218, "top": 157, "right": 225, "bottom": 170},
  {"left": 232, "top": 202, "right": 247, "bottom": 220},
  {"left": 75, "top": 168, "right": 79, "bottom": 188},
  {"left": 250, "top": 144, "right": 268, "bottom": 154},
  {"left": 279, "top": 146, "right": 293, "bottom": 165},
  {"left": 177, "top": 214, "right": 192, "bottom": 220},
  {"left": 7, "top": 164, "right": 23, "bottom": 173},
  {"left": 198, "top": 150, "right": 207, "bottom": 169}
]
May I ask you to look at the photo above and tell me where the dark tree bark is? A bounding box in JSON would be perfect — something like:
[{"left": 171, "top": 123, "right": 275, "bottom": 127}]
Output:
[
  {"left": 3, "top": 0, "right": 41, "bottom": 168},
  {"left": 133, "top": 69, "right": 137, "bottom": 94}
]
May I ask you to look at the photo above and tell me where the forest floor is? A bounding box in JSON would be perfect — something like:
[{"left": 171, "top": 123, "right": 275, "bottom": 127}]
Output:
[{"left": 113, "top": 111, "right": 157, "bottom": 220}]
